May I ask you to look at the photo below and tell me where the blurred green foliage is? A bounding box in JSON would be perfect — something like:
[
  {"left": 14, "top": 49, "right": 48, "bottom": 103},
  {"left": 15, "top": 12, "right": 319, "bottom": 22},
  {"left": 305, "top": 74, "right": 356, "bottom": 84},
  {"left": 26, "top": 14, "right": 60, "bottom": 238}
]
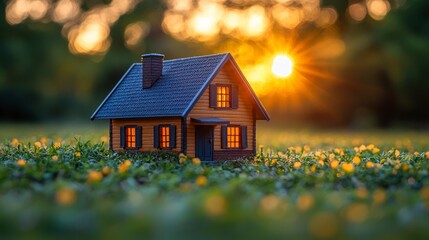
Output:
[{"left": 0, "top": 127, "right": 429, "bottom": 238}]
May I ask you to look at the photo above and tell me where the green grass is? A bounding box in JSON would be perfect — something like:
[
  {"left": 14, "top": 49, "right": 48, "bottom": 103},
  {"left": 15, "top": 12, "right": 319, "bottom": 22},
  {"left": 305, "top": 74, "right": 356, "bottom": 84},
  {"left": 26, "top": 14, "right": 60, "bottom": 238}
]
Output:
[{"left": 1, "top": 124, "right": 429, "bottom": 239}]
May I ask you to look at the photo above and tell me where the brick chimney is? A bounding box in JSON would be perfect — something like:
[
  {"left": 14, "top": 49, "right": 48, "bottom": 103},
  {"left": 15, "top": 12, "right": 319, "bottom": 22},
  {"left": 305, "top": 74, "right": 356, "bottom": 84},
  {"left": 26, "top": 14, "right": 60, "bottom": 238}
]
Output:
[{"left": 141, "top": 53, "right": 164, "bottom": 89}]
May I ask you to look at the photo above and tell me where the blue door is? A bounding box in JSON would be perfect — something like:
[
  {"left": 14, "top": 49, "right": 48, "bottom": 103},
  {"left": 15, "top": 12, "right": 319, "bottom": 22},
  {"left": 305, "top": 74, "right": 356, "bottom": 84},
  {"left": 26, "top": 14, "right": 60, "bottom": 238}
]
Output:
[{"left": 195, "top": 126, "right": 214, "bottom": 161}]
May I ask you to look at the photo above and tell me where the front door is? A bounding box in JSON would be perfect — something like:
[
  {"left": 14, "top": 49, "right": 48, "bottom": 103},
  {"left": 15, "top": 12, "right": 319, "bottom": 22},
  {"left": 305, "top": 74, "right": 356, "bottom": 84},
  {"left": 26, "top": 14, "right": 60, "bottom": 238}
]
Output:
[{"left": 195, "top": 126, "right": 214, "bottom": 161}]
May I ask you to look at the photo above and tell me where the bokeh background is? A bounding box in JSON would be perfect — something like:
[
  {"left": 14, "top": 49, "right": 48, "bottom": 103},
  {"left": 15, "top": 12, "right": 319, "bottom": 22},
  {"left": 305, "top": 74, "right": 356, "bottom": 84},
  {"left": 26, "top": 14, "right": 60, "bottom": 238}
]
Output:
[{"left": 1, "top": 0, "right": 429, "bottom": 128}]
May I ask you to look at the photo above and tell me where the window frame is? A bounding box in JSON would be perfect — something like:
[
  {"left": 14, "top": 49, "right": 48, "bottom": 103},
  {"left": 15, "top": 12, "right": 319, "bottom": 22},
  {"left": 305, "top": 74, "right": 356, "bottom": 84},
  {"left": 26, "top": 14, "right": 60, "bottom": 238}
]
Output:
[
  {"left": 226, "top": 125, "right": 241, "bottom": 149},
  {"left": 216, "top": 84, "right": 232, "bottom": 109},
  {"left": 159, "top": 124, "right": 171, "bottom": 149},
  {"left": 124, "top": 125, "right": 138, "bottom": 150}
]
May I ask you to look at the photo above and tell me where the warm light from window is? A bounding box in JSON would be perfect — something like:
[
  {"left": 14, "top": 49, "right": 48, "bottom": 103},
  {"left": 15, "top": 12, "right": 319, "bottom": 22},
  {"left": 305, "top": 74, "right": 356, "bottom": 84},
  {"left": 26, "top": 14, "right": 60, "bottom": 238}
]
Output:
[
  {"left": 126, "top": 127, "right": 136, "bottom": 148},
  {"left": 160, "top": 126, "right": 170, "bottom": 148},
  {"left": 217, "top": 86, "right": 231, "bottom": 108},
  {"left": 227, "top": 126, "right": 240, "bottom": 148},
  {"left": 272, "top": 55, "right": 294, "bottom": 78}
]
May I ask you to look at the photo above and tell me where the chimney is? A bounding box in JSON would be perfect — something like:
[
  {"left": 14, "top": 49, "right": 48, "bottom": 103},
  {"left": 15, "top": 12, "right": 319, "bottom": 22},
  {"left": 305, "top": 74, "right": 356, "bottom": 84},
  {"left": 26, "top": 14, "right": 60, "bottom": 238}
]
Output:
[{"left": 141, "top": 53, "right": 164, "bottom": 89}]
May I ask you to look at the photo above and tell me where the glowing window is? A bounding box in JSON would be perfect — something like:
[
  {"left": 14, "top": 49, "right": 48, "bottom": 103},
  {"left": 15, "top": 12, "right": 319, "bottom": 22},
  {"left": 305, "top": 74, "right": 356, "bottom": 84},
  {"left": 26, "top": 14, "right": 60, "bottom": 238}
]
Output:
[
  {"left": 160, "top": 126, "right": 170, "bottom": 148},
  {"left": 227, "top": 126, "right": 240, "bottom": 148},
  {"left": 217, "top": 85, "right": 231, "bottom": 108},
  {"left": 126, "top": 127, "right": 136, "bottom": 148}
]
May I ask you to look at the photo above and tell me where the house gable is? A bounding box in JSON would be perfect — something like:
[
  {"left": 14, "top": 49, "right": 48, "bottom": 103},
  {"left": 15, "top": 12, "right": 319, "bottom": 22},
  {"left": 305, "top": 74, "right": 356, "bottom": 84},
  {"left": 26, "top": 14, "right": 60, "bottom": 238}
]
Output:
[
  {"left": 186, "top": 60, "right": 256, "bottom": 158},
  {"left": 183, "top": 54, "right": 270, "bottom": 121}
]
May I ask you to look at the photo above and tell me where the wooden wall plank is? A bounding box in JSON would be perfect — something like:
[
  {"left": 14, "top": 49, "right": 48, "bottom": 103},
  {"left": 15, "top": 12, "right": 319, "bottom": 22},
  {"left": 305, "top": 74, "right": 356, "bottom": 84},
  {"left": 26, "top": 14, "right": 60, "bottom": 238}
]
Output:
[{"left": 111, "top": 118, "right": 181, "bottom": 152}]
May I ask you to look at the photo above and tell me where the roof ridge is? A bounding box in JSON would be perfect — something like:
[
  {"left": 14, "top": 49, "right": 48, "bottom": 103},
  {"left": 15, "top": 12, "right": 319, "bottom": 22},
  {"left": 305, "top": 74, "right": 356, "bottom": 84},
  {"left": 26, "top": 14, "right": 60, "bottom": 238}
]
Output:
[
  {"left": 165, "top": 52, "right": 229, "bottom": 62},
  {"left": 133, "top": 53, "right": 229, "bottom": 64}
]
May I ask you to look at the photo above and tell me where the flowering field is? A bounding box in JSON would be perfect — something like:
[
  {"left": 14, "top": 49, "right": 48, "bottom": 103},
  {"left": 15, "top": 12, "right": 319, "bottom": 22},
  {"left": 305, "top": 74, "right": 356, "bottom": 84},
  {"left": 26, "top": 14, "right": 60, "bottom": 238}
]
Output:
[{"left": 1, "top": 125, "right": 429, "bottom": 239}]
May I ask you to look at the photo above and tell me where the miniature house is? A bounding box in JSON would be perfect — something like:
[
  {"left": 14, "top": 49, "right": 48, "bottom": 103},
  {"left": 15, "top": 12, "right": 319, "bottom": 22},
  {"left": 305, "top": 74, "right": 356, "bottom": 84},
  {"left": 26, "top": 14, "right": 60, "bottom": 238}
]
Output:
[{"left": 91, "top": 53, "right": 270, "bottom": 161}]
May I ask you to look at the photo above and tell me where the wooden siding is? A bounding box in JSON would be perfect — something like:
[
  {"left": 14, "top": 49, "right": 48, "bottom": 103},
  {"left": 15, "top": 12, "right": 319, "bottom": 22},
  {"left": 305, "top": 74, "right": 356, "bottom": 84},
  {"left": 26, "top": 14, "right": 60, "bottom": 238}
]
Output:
[
  {"left": 111, "top": 118, "right": 181, "bottom": 152},
  {"left": 187, "top": 61, "right": 255, "bottom": 157}
]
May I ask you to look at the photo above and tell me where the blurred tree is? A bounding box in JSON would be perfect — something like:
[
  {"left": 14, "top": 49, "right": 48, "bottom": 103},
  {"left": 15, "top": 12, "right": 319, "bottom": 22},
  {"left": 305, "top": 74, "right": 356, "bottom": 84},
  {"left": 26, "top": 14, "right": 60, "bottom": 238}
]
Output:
[{"left": 1, "top": 0, "right": 428, "bottom": 128}]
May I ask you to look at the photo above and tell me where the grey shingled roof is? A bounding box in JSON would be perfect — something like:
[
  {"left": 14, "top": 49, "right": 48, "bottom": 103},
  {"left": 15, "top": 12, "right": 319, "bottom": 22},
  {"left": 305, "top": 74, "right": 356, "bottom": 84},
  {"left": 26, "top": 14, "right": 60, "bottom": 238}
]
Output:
[{"left": 91, "top": 53, "right": 270, "bottom": 120}]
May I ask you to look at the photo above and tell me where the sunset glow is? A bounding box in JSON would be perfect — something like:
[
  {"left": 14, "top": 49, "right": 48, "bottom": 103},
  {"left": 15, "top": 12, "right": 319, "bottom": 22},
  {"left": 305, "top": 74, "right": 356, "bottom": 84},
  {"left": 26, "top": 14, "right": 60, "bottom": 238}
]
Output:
[{"left": 272, "top": 55, "right": 294, "bottom": 78}]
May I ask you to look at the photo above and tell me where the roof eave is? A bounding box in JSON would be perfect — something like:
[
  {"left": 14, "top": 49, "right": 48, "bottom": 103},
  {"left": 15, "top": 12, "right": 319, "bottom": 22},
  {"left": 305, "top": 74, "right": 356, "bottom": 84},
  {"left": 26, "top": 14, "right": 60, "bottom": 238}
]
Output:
[{"left": 226, "top": 55, "right": 271, "bottom": 121}]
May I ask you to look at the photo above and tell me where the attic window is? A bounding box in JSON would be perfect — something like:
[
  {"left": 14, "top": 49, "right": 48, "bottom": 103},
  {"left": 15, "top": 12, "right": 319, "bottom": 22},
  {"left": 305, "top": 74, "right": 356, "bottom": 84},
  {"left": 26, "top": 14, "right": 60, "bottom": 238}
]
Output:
[
  {"left": 217, "top": 85, "right": 231, "bottom": 108},
  {"left": 210, "top": 84, "right": 238, "bottom": 109}
]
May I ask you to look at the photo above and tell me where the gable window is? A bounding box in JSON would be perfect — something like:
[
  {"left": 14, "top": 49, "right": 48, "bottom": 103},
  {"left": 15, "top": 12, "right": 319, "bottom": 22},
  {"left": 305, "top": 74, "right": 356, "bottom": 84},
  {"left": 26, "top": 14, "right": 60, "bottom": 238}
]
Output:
[
  {"left": 221, "top": 125, "right": 248, "bottom": 149},
  {"left": 153, "top": 125, "right": 176, "bottom": 149},
  {"left": 217, "top": 85, "right": 231, "bottom": 108},
  {"left": 210, "top": 84, "right": 238, "bottom": 109},
  {"left": 120, "top": 125, "right": 142, "bottom": 149}
]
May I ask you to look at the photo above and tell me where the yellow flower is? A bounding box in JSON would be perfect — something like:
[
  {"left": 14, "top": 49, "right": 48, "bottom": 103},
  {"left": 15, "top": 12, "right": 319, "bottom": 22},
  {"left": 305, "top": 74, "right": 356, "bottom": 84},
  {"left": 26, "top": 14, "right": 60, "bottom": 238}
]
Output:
[
  {"left": 359, "top": 145, "right": 367, "bottom": 152},
  {"left": 11, "top": 138, "right": 19, "bottom": 146},
  {"left": 74, "top": 152, "right": 81, "bottom": 157},
  {"left": 87, "top": 170, "right": 103, "bottom": 184},
  {"left": 425, "top": 152, "right": 429, "bottom": 159},
  {"left": 17, "top": 159, "right": 26, "bottom": 167},
  {"left": 420, "top": 186, "right": 429, "bottom": 200},
  {"left": 179, "top": 157, "right": 187, "bottom": 164},
  {"left": 304, "top": 145, "right": 311, "bottom": 152},
  {"left": 54, "top": 141, "right": 61, "bottom": 148},
  {"left": 401, "top": 164, "right": 409, "bottom": 171},
  {"left": 100, "top": 136, "right": 109, "bottom": 143},
  {"left": 40, "top": 137, "right": 48, "bottom": 145},
  {"left": 102, "top": 166, "right": 111, "bottom": 175},
  {"left": 195, "top": 176, "right": 207, "bottom": 186},
  {"left": 318, "top": 160, "right": 324, "bottom": 166},
  {"left": 352, "top": 156, "right": 361, "bottom": 165},
  {"left": 345, "top": 203, "right": 368, "bottom": 223},
  {"left": 367, "top": 144, "right": 375, "bottom": 150},
  {"left": 293, "top": 161, "right": 302, "bottom": 169},
  {"left": 123, "top": 159, "right": 132, "bottom": 167},
  {"left": 373, "top": 147, "right": 380, "bottom": 154},
  {"left": 118, "top": 160, "right": 133, "bottom": 173},
  {"left": 329, "top": 153, "right": 335, "bottom": 160},
  {"left": 373, "top": 189, "right": 387, "bottom": 205},
  {"left": 309, "top": 212, "right": 338, "bottom": 238},
  {"left": 310, "top": 165, "right": 316, "bottom": 173},
  {"left": 366, "top": 161, "right": 374, "bottom": 169},
  {"left": 394, "top": 150, "right": 400, "bottom": 158},
  {"left": 296, "top": 194, "right": 314, "bottom": 211},
  {"left": 260, "top": 194, "right": 280, "bottom": 212},
  {"left": 356, "top": 187, "right": 368, "bottom": 199},
  {"left": 192, "top": 157, "right": 201, "bottom": 165},
  {"left": 330, "top": 160, "right": 339, "bottom": 169},
  {"left": 51, "top": 155, "right": 58, "bottom": 161},
  {"left": 341, "top": 163, "right": 355, "bottom": 173},
  {"left": 34, "top": 141, "right": 42, "bottom": 148},
  {"left": 56, "top": 187, "right": 76, "bottom": 206},
  {"left": 205, "top": 194, "right": 227, "bottom": 216}
]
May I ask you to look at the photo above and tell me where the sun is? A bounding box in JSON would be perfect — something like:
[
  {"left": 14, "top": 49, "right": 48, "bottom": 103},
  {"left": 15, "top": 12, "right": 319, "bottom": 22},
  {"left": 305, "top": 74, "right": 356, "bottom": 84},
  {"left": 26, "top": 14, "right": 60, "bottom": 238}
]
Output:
[{"left": 272, "top": 55, "right": 294, "bottom": 77}]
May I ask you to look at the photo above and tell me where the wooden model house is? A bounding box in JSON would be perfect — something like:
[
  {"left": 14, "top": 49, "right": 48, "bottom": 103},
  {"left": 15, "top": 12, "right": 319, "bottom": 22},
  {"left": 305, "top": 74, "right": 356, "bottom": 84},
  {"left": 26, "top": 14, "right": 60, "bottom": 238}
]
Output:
[{"left": 91, "top": 53, "right": 270, "bottom": 161}]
